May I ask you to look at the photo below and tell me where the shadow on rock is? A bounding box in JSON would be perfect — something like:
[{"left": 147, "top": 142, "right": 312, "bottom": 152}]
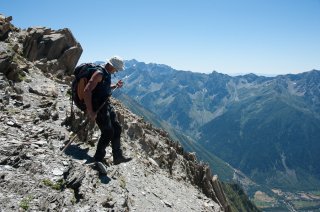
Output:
[
  {"left": 99, "top": 175, "right": 111, "bottom": 184},
  {"left": 64, "top": 145, "right": 112, "bottom": 184},
  {"left": 64, "top": 144, "right": 92, "bottom": 161}
]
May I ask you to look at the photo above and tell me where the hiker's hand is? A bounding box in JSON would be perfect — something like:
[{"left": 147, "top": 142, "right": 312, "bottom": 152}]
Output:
[
  {"left": 87, "top": 110, "right": 97, "bottom": 122},
  {"left": 116, "top": 80, "right": 123, "bottom": 88}
]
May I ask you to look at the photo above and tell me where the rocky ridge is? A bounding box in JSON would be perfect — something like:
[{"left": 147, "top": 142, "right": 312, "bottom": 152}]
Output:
[{"left": 0, "top": 14, "right": 233, "bottom": 211}]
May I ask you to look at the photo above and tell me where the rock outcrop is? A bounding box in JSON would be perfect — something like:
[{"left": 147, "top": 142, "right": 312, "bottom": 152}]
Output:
[
  {"left": 0, "top": 14, "right": 82, "bottom": 83},
  {"left": 0, "top": 14, "right": 254, "bottom": 211},
  {"left": 0, "top": 14, "right": 15, "bottom": 41},
  {"left": 23, "top": 27, "right": 82, "bottom": 75}
]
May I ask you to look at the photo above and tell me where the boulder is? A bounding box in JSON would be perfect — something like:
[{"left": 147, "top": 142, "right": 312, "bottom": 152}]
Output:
[
  {"left": 0, "top": 42, "right": 14, "bottom": 75},
  {"left": 212, "top": 175, "right": 231, "bottom": 212},
  {"left": 23, "top": 27, "right": 82, "bottom": 75},
  {"left": 0, "top": 42, "right": 28, "bottom": 81},
  {"left": 0, "top": 14, "right": 14, "bottom": 41}
]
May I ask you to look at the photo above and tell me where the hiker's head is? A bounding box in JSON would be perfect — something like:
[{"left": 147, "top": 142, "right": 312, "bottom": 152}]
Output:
[{"left": 105, "top": 56, "right": 124, "bottom": 73}]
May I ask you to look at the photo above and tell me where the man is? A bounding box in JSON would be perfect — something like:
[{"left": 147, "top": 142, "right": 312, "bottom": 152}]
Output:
[{"left": 83, "top": 56, "right": 131, "bottom": 167}]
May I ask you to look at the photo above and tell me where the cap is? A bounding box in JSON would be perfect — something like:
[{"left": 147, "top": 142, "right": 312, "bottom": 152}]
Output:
[{"left": 107, "top": 56, "right": 124, "bottom": 71}]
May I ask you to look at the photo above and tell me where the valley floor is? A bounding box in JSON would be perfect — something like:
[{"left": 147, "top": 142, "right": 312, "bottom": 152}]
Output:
[{"left": 253, "top": 189, "right": 320, "bottom": 211}]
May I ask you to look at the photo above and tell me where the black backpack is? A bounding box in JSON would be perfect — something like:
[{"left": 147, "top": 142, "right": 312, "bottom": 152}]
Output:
[{"left": 71, "top": 63, "right": 99, "bottom": 111}]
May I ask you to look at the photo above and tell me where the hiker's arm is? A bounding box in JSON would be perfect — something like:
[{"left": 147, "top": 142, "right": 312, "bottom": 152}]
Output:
[
  {"left": 83, "top": 71, "right": 103, "bottom": 120},
  {"left": 111, "top": 80, "right": 123, "bottom": 89}
]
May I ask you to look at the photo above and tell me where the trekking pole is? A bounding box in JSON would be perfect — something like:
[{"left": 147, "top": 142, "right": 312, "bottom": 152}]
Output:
[
  {"left": 61, "top": 118, "right": 89, "bottom": 153},
  {"left": 61, "top": 98, "right": 109, "bottom": 153},
  {"left": 61, "top": 84, "right": 120, "bottom": 153}
]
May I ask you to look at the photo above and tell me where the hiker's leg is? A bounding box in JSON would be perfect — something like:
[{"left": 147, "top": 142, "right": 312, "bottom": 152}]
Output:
[
  {"left": 94, "top": 127, "right": 113, "bottom": 161},
  {"left": 109, "top": 106, "right": 122, "bottom": 155},
  {"left": 111, "top": 121, "right": 122, "bottom": 157},
  {"left": 109, "top": 107, "right": 131, "bottom": 164},
  {"left": 112, "top": 121, "right": 131, "bottom": 164},
  {"left": 94, "top": 106, "right": 113, "bottom": 162}
]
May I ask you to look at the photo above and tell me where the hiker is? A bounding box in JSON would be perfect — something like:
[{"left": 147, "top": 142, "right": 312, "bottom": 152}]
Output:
[{"left": 82, "top": 56, "right": 132, "bottom": 165}]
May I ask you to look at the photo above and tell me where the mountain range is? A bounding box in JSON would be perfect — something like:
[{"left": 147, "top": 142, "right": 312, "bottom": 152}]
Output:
[{"left": 114, "top": 59, "right": 320, "bottom": 210}]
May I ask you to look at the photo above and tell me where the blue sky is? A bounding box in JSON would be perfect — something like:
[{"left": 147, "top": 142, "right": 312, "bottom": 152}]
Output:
[{"left": 2, "top": 0, "right": 320, "bottom": 76}]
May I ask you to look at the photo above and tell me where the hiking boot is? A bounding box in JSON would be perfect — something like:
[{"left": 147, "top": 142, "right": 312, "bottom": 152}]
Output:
[
  {"left": 113, "top": 155, "right": 132, "bottom": 165},
  {"left": 95, "top": 161, "right": 108, "bottom": 174}
]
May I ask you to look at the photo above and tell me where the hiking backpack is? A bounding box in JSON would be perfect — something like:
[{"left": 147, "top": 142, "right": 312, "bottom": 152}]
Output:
[{"left": 71, "top": 63, "right": 100, "bottom": 111}]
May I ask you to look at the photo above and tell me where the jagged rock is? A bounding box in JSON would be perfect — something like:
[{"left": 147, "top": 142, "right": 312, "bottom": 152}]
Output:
[
  {"left": 212, "top": 175, "right": 231, "bottom": 211},
  {"left": 52, "top": 168, "right": 64, "bottom": 176},
  {"left": 0, "top": 14, "right": 15, "bottom": 41},
  {"left": 185, "top": 151, "right": 197, "bottom": 161},
  {"left": 127, "top": 120, "right": 144, "bottom": 140},
  {"left": 0, "top": 42, "right": 14, "bottom": 75},
  {"left": 0, "top": 37, "right": 28, "bottom": 82},
  {"left": 28, "top": 79, "right": 58, "bottom": 97},
  {"left": 23, "top": 27, "right": 82, "bottom": 75},
  {"left": 51, "top": 111, "right": 59, "bottom": 120}
]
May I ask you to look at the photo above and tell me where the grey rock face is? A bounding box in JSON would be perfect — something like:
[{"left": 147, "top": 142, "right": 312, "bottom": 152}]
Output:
[
  {"left": 0, "top": 42, "right": 14, "bottom": 75},
  {"left": 0, "top": 14, "right": 82, "bottom": 82},
  {"left": 23, "top": 27, "right": 82, "bottom": 75},
  {"left": 0, "top": 14, "right": 15, "bottom": 41}
]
